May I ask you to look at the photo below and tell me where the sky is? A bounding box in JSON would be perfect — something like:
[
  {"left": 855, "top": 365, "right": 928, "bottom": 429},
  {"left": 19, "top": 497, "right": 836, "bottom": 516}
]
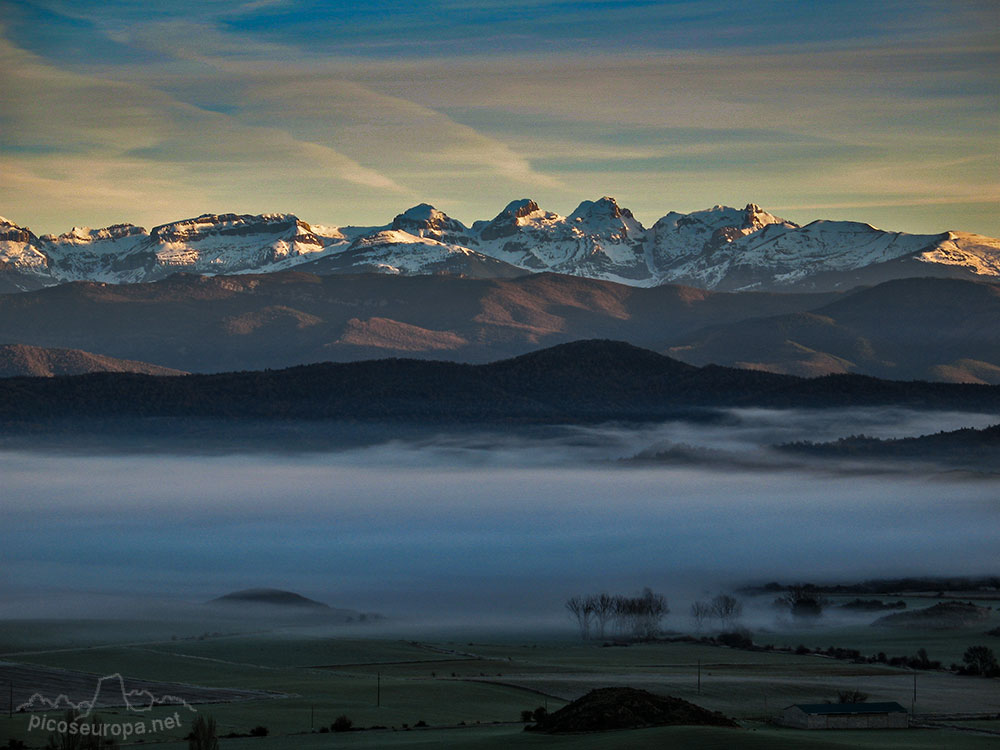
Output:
[{"left": 0, "top": 0, "right": 997, "bottom": 236}]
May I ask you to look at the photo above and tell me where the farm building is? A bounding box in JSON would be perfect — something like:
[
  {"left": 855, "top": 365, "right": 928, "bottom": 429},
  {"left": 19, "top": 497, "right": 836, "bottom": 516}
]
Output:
[{"left": 781, "top": 702, "right": 908, "bottom": 729}]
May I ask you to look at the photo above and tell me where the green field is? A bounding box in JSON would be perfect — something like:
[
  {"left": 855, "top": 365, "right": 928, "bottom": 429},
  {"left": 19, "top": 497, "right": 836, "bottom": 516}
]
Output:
[
  {"left": 750, "top": 594, "right": 1000, "bottom": 667},
  {"left": 1, "top": 616, "right": 998, "bottom": 749}
]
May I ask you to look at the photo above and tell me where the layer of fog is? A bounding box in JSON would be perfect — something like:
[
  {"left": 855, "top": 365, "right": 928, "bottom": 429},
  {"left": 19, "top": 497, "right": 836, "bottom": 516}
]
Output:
[
  {"left": 1, "top": 408, "right": 997, "bottom": 633},
  {"left": 276, "top": 407, "right": 1000, "bottom": 467}
]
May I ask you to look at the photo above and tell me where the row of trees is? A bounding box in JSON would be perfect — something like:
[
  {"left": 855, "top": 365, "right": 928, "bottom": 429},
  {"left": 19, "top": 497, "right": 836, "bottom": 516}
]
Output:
[
  {"left": 565, "top": 588, "right": 669, "bottom": 640},
  {"left": 694, "top": 586, "right": 824, "bottom": 627},
  {"left": 689, "top": 594, "right": 743, "bottom": 630},
  {"left": 566, "top": 590, "right": 752, "bottom": 639}
]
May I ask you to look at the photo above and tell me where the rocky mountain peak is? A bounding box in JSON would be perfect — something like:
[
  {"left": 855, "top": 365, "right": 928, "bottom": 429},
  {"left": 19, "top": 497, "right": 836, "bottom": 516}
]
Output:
[
  {"left": 391, "top": 204, "right": 466, "bottom": 235},
  {"left": 567, "top": 197, "right": 644, "bottom": 239},
  {"left": 2, "top": 200, "right": 995, "bottom": 294},
  {"left": 479, "top": 199, "right": 544, "bottom": 240},
  {"left": 150, "top": 213, "right": 299, "bottom": 243},
  {"left": 504, "top": 198, "right": 541, "bottom": 220},
  {"left": 741, "top": 203, "right": 795, "bottom": 232},
  {"left": 0, "top": 217, "right": 38, "bottom": 244},
  {"left": 570, "top": 196, "right": 624, "bottom": 222},
  {"left": 49, "top": 223, "right": 147, "bottom": 244}
]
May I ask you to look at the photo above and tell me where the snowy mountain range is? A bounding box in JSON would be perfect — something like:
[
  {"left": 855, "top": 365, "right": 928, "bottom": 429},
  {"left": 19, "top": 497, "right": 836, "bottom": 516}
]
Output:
[{"left": 2, "top": 199, "right": 998, "bottom": 293}]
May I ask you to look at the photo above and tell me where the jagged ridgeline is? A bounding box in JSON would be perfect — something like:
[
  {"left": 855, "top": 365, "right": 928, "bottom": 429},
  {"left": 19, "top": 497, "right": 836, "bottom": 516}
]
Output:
[{"left": 2, "top": 198, "right": 997, "bottom": 293}]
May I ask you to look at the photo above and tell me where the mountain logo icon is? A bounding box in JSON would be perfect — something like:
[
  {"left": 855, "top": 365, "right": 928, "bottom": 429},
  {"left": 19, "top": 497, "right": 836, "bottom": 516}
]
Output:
[{"left": 16, "top": 673, "right": 197, "bottom": 716}]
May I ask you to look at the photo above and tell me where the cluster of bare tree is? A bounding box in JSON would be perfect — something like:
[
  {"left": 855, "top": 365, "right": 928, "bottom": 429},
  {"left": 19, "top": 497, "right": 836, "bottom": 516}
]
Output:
[
  {"left": 773, "top": 585, "right": 827, "bottom": 619},
  {"left": 689, "top": 594, "right": 743, "bottom": 631},
  {"left": 565, "top": 588, "right": 669, "bottom": 640}
]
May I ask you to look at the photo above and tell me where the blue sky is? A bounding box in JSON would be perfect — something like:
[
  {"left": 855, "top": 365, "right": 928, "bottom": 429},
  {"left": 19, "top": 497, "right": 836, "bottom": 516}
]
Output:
[{"left": 1, "top": 0, "right": 997, "bottom": 235}]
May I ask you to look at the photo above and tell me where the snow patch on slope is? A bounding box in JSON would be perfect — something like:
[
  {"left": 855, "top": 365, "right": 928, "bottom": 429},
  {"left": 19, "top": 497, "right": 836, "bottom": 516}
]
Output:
[
  {"left": 1, "top": 202, "right": 997, "bottom": 292},
  {"left": 916, "top": 232, "right": 1000, "bottom": 277}
]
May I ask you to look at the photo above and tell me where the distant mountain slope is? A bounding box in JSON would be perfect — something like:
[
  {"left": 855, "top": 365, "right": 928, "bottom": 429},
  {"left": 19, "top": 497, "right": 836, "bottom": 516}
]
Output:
[
  {"left": 0, "top": 343, "right": 185, "bottom": 377},
  {"left": 294, "top": 230, "right": 526, "bottom": 279},
  {"left": 0, "top": 272, "right": 995, "bottom": 381},
  {"left": 205, "top": 588, "right": 373, "bottom": 622},
  {"left": 3, "top": 201, "right": 997, "bottom": 292},
  {"left": 1, "top": 341, "right": 996, "bottom": 427},
  {"left": 669, "top": 278, "right": 1000, "bottom": 382},
  {"left": 0, "top": 271, "right": 836, "bottom": 373}
]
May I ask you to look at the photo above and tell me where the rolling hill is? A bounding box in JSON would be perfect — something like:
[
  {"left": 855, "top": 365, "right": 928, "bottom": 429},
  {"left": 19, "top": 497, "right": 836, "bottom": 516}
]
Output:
[
  {"left": 0, "top": 343, "right": 186, "bottom": 377},
  {"left": 0, "top": 272, "right": 995, "bottom": 382},
  {"left": 0, "top": 271, "right": 837, "bottom": 373},
  {"left": 668, "top": 278, "right": 1000, "bottom": 382},
  {"left": 1, "top": 341, "right": 996, "bottom": 429}
]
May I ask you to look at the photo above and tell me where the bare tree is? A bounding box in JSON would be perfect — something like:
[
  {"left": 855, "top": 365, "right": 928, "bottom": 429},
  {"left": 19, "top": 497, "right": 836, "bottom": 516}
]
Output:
[
  {"left": 565, "top": 595, "right": 592, "bottom": 640},
  {"left": 690, "top": 600, "right": 711, "bottom": 631},
  {"left": 188, "top": 715, "right": 219, "bottom": 750},
  {"left": 636, "top": 587, "right": 669, "bottom": 639},
  {"left": 611, "top": 588, "right": 669, "bottom": 639},
  {"left": 611, "top": 594, "right": 634, "bottom": 637},
  {"left": 776, "top": 585, "right": 825, "bottom": 620},
  {"left": 570, "top": 588, "right": 668, "bottom": 641},
  {"left": 710, "top": 594, "right": 743, "bottom": 629},
  {"left": 591, "top": 593, "right": 616, "bottom": 640}
]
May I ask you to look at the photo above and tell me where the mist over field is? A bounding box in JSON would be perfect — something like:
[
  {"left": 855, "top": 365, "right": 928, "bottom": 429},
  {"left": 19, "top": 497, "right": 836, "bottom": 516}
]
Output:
[{"left": 2, "top": 408, "right": 997, "bottom": 627}]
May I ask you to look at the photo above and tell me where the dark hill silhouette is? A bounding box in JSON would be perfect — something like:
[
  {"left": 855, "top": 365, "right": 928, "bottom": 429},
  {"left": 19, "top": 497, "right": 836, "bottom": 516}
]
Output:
[
  {"left": 527, "top": 687, "right": 738, "bottom": 733},
  {"left": 0, "top": 341, "right": 996, "bottom": 430},
  {"left": 781, "top": 423, "right": 1000, "bottom": 470},
  {"left": 873, "top": 601, "right": 991, "bottom": 630},
  {"left": 211, "top": 589, "right": 329, "bottom": 608}
]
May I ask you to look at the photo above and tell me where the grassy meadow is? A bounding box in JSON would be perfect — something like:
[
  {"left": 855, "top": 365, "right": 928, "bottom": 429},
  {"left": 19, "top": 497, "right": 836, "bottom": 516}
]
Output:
[{"left": 1, "top": 603, "right": 998, "bottom": 749}]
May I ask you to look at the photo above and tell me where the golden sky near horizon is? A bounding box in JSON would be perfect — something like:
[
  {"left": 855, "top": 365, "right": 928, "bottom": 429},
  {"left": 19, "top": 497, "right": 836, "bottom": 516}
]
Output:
[{"left": 1, "top": 0, "right": 997, "bottom": 235}]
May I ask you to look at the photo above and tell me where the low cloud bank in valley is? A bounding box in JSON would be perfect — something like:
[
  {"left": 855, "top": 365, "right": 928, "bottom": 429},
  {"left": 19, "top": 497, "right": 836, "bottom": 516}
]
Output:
[{"left": 1, "top": 408, "right": 996, "bottom": 628}]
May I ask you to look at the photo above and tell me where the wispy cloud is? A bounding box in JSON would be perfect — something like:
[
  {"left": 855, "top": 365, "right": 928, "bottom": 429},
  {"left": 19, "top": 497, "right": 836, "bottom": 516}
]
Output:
[
  {"left": 0, "top": 1, "right": 996, "bottom": 234},
  {"left": 0, "top": 30, "right": 418, "bottom": 229}
]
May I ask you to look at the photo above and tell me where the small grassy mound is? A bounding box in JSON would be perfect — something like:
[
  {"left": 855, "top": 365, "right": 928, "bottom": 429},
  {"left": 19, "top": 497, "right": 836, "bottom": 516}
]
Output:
[{"left": 526, "top": 687, "right": 738, "bottom": 734}]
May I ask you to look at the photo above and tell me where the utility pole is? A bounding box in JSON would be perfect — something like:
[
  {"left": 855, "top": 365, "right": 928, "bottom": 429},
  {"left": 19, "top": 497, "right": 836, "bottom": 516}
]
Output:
[
  {"left": 697, "top": 660, "right": 701, "bottom": 695},
  {"left": 911, "top": 673, "right": 916, "bottom": 715}
]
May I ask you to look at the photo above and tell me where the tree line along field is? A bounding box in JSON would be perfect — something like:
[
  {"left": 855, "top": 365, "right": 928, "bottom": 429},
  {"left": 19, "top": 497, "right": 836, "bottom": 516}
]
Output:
[{"left": 1, "top": 610, "right": 998, "bottom": 749}]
